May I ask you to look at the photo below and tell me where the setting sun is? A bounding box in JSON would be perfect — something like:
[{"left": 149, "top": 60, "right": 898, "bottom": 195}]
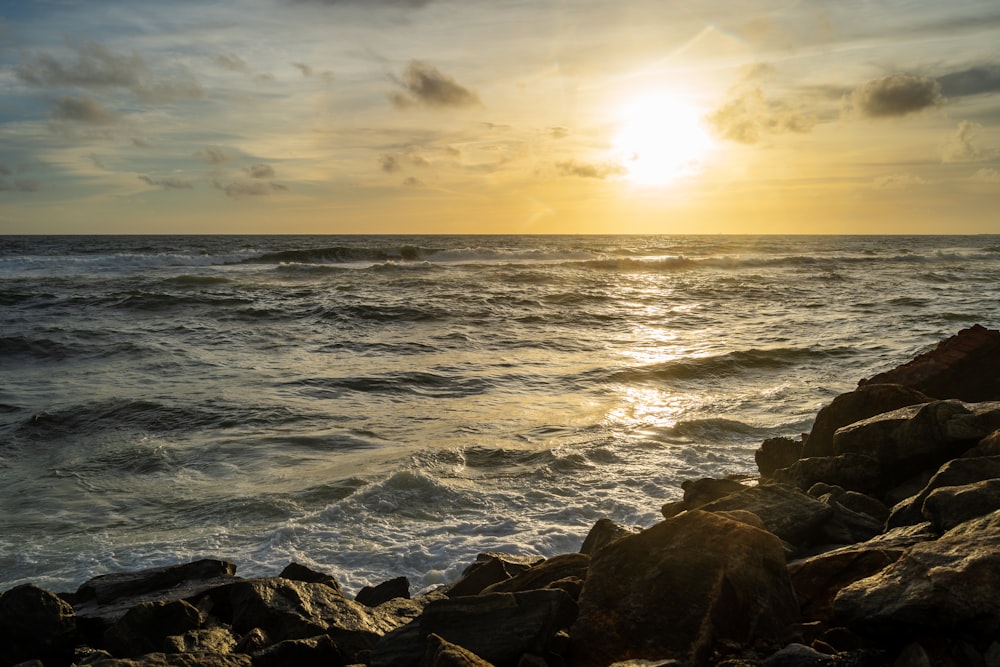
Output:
[{"left": 613, "top": 93, "right": 715, "bottom": 186}]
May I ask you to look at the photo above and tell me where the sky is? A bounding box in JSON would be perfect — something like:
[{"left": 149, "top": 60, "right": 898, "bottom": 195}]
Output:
[{"left": 1, "top": 0, "right": 998, "bottom": 234}]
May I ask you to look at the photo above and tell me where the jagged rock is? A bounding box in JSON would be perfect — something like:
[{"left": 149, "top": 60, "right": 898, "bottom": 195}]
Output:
[
  {"left": 772, "top": 454, "right": 881, "bottom": 495},
  {"left": 815, "top": 497, "right": 884, "bottom": 546},
  {"left": 569, "top": 511, "right": 799, "bottom": 667},
  {"left": 698, "top": 483, "right": 834, "bottom": 550},
  {"left": 579, "top": 518, "right": 634, "bottom": 556},
  {"left": 83, "top": 651, "right": 252, "bottom": 666},
  {"left": 860, "top": 325, "right": 1000, "bottom": 402},
  {"left": 481, "top": 554, "right": 590, "bottom": 595},
  {"left": 251, "top": 634, "right": 344, "bottom": 667},
  {"left": 162, "top": 627, "right": 237, "bottom": 654},
  {"left": 922, "top": 478, "right": 1000, "bottom": 532},
  {"left": 834, "top": 509, "right": 1000, "bottom": 640},
  {"left": 371, "top": 589, "right": 575, "bottom": 667},
  {"left": 660, "top": 500, "right": 686, "bottom": 519},
  {"left": 278, "top": 562, "right": 344, "bottom": 595},
  {"left": 964, "top": 428, "right": 1000, "bottom": 457},
  {"left": 0, "top": 583, "right": 77, "bottom": 666},
  {"left": 885, "top": 456, "right": 1000, "bottom": 528},
  {"left": 681, "top": 477, "right": 748, "bottom": 509},
  {"left": 420, "top": 633, "right": 495, "bottom": 667},
  {"left": 756, "top": 436, "right": 804, "bottom": 478},
  {"left": 445, "top": 553, "right": 543, "bottom": 598},
  {"left": 104, "top": 599, "right": 202, "bottom": 658},
  {"left": 714, "top": 509, "right": 768, "bottom": 531},
  {"left": 805, "top": 384, "right": 932, "bottom": 459},
  {"left": 357, "top": 577, "right": 411, "bottom": 607},
  {"left": 834, "top": 492, "right": 890, "bottom": 523}
]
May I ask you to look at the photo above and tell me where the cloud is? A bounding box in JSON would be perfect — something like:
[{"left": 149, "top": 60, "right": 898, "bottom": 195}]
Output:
[
  {"left": 50, "top": 95, "right": 119, "bottom": 124},
  {"left": 0, "top": 179, "right": 41, "bottom": 193},
  {"left": 938, "top": 64, "right": 1000, "bottom": 98},
  {"left": 195, "top": 148, "right": 229, "bottom": 164},
  {"left": 390, "top": 60, "right": 481, "bottom": 109},
  {"left": 971, "top": 168, "right": 1000, "bottom": 183},
  {"left": 292, "top": 62, "right": 312, "bottom": 77},
  {"left": 290, "top": 0, "right": 432, "bottom": 6},
  {"left": 548, "top": 127, "right": 569, "bottom": 139},
  {"left": 873, "top": 172, "right": 926, "bottom": 189},
  {"left": 707, "top": 65, "right": 816, "bottom": 144},
  {"left": 848, "top": 74, "right": 944, "bottom": 118},
  {"left": 942, "top": 120, "right": 991, "bottom": 162},
  {"left": 379, "top": 154, "right": 402, "bottom": 173},
  {"left": 214, "top": 53, "right": 250, "bottom": 73},
  {"left": 214, "top": 180, "right": 287, "bottom": 199},
  {"left": 403, "top": 176, "right": 423, "bottom": 187},
  {"left": 247, "top": 163, "right": 276, "bottom": 179},
  {"left": 555, "top": 160, "right": 626, "bottom": 179},
  {"left": 138, "top": 175, "right": 194, "bottom": 190},
  {"left": 15, "top": 40, "right": 202, "bottom": 103}
]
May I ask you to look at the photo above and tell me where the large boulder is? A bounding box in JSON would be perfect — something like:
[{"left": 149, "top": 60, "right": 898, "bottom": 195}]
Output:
[
  {"left": 357, "top": 577, "right": 411, "bottom": 607},
  {"left": 698, "top": 483, "right": 834, "bottom": 550},
  {"left": 103, "top": 599, "right": 202, "bottom": 658},
  {"left": 833, "top": 509, "right": 1000, "bottom": 640},
  {"left": 803, "top": 384, "right": 932, "bottom": 459},
  {"left": 480, "top": 553, "right": 590, "bottom": 595},
  {"left": 885, "top": 455, "right": 1000, "bottom": 528},
  {"left": 0, "top": 583, "right": 77, "bottom": 666},
  {"left": 568, "top": 510, "right": 799, "bottom": 667},
  {"left": 859, "top": 324, "right": 1000, "bottom": 402},
  {"left": 771, "top": 454, "right": 881, "bottom": 494},
  {"left": 680, "top": 477, "right": 748, "bottom": 509},
  {"left": 921, "top": 478, "right": 1000, "bottom": 532},
  {"left": 579, "top": 518, "right": 635, "bottom": 556},
  {"left": 445, "top": 553, "right": 543, "bottom": 598}
]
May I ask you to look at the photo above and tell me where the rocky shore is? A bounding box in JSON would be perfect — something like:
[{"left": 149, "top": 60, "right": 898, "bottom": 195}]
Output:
[{"left": 5, "top": 325, "right": 1000, "bottom": 667}]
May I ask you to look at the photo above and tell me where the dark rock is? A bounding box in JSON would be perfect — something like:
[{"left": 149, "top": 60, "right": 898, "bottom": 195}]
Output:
[
  {"left": 420, "top": 633, "right": 494, "bottom": 667},
  {"left": 371, "top": 589, "right": 575, "bottom": 667},
  {"left": 0, "top": 583, "right": 77, "bottom": 666},
  {"left": 278, "top": 562, "right": 344, "bottom": 595},
  {"left": 357, "top": 577, "right": 411, "bottom": 607},
  {"left": 761, "top": 643, "right": 830, "bottom": 666},
  {"left": 251, "top": 634, "right": 344, "bottom": 667},
  {"left": 481, "top": 554, "right": 590, "bottom": 595},
  {"left": 885, "top": 456, "right": 1000, "bottom": 528},
  {"left": 569, "top": 510, "right": 799, "bottom": 667},
  {"left": 788, "top": 546, "right": 903, "bottom": 625},
  {"left": 698, "top": 483, "right": 835, "bottom": 550},
  {"left": 756, "top": 436, "right": 804, "bottom": 478},
  {"left": 772, "top": 454, "right": 881, "bottom": 494},
  {"left": 816, "top": 498, "right": 884, "bottom": 546},
  {"left": 162, "top": 628, "right": 237, "bottom": 654},
  {"left": 859, "top": 324, "right": 1000, "bottom": 402},
  {"left": 681, "top": 477, "right": 748, "bottom": 509},
  {"left": 445, "top": 553, "right": 543, "bottom": 598},
  {"left": 104, "top": 599, "right": 202, "bottom": 657},
  {"left": 659, "top": 500, "right": 686, "bottom": 519},
  {"left": 834, "top": 509, "right": 1000, "bottom": 640},
  {"left": 966, "top": 428, "right": 1000, "bottom": 457},
  {"left": 922, "top": 477, "right": 1000, "bottom": 532},
  {"left": 805, "top": 384, "right": 932, "bottom": 459},
  {"left": 83, "top": 651, "right": 253, "bottom": 666},
  {"left": 579, "top": 518, "right": 634, "bottom": 556},
  {"left": 834, "top": 492, "right": 889, "bottom": 523}
]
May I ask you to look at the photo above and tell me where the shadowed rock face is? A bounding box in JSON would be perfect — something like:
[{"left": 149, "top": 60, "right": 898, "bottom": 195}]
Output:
[{"left": 569, "top": 510, "right": 798, "bottom": 667}]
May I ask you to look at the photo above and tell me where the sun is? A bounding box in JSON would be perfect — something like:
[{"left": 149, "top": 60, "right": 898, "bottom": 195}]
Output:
[{"left": 613, "top": 92, "right": 714, "bottom": 186}]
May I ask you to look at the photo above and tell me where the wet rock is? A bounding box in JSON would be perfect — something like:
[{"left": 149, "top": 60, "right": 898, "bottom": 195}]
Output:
[
  {"left": 481, "top": 553, "right": 590, "bottom": 595},
  {"left": 834, "top": 509, "right": 1000, "bottom": 640},
  {"left": 357, "top": 577, "right": 411, "bottom": 607},
  {"left": 445, "top": 553, "right": 543, "bottom": 598},
  {"left": 580, "top": 518, "right": 634, "bottom": 556},
  {"left": 681, "top": 477, "right": 748, "bottom": 509},
  {"left": 860, "top": 324, "right": 1000, "bottom": 402},
  {"left": 569, "top": 511, "right": 799, "bottom": 667},
  {"left": 371, "top": 589, "right": 575, "bottom": 667},
  {"left": 885, "top": 455, "right": 1000, "bottom": 528},
  {"left": 0, "top": 583, "right": 77, "bottom": 666},
  {"left": 772, "top": 454, "right": 881, "bottom": 495},
  {"left": 278, "top": 562, "right": 344, "bottom": 595},
  {"left": 104, "top": 599, "right": 202, "bottom": 658},
  {"left": 756, "top": 436, "right": 804, "bottom": 478},
  {"left": 698, "top": 483, "right": 835, "bottom": 550},
  {"left": 804, "top": 384, "right": 932, "bottom": 459}
]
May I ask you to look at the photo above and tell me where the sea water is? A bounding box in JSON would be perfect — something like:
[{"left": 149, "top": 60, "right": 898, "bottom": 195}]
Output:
[{"left": 2, "top": 234, "right": 999, "bottom": 594}]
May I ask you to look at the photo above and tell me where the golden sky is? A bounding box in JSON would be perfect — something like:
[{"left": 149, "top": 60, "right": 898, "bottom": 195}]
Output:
[{"left": 1, "top": 0, "right": 998, "bottom": 234}]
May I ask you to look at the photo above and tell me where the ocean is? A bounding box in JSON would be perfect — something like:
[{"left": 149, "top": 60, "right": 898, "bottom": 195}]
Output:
[{"left": 2, "top": 234, "right": 999, "bottom": 595}]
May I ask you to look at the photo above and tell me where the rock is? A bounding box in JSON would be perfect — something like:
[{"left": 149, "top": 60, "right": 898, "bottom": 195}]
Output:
[
  {"left": 922, "top": 478, "right": 1000, "bottom": 532},
  {"left": 964, "top": 428, "right": 1000, "bottom": 457},
  {"left": 357, "top": 577, "right": 411, "bottom": 607},
  {"left": 481, "top": 554, "right": 590, "bottom": 595},
  {"left": 760, "top": 643, "right": 830, "bottom": 666},
  {"left": 83, "top": 651, "right": 253, "bottom": 666},
  {"left": 772, "top": 454, "right": 881, "bottom": 494},
  {"left": 420, "top": 633, "right": 495, "bottom": 667},
  {"left": 860, "top": 325, "right": 1000, "bottom": 402},
  {"left": 445, "top": 553, "right": 543, "bottom": 598},
  {"left": 698, "top": 483, "right": 835, "bottom": 550},
  {"left": 681, "top": 477, "right": 748, "bottom": 509},
  {"left": 569, "top": 510, "right": 799, "bottom": 667},
  {"left": 756, "top": 436, "right": 804, "bottom": 478},
  {"left": 804, "top": 384, "right": 932, "bottom": 459},
  {"left": 103, "top": 599, "right": 202, "bottom": 658},
  {"left": 162, "top": 628, "right": 237, "bottom": 654},
  {"left": 278, "top": 562, "right": 344, "bottom": 595},
  {"left": 816, "top": 497, "right": 884, "bottom": 546},
  {"left": 371, "top": 589, "right": 575, "bottom": 667},
  {"left": 885, "top": 456, "right": 1000, "bottom": 528},
  {"left": 788, "top": 546, "right": 904, "bottom": 625},
  {"left": 834, "top": 492, "right": 890, "bottom": 523},
  {"left": 251, "top": 634, "right": 344, "bottom": 667},
  {"left": 579, "top": 518, "right": 634, "bottom": 556},
  {"left": 659, "top": 501, "right": 686, "bottom": 519},
  {"left": 833, "top": 509, "right": 1000, "bottom": 640},
  {"left": 0, "top": 583, "right": 77, "bottom": 666}
]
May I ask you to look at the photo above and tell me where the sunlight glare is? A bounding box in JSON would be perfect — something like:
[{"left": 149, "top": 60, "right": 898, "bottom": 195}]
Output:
[{"left": 613, "top": 92, "right": 714, "bottom": 186}]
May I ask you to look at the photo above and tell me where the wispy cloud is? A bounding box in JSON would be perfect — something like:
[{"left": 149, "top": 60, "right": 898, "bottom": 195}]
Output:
[
  {"left": 707, "top": 65, "right": 816, "bottom": 144},
  {"left": 247, "top": 163, "right": 276, "bottom": 179},
  {"left": 555, "top": 160, "right": 625, "bottom": 179},
  {"left": 937, "top": 63, "right": 1000, "bottom": 98},
  {"left": 50, "top": 95, "right": 120, "bottom": 125},
  {"left": 138, "top": 174, "right": 194, "bottom": 190},
  {"left": 390, "top": 61, "right": 481, "bottom": 109},
  {"left": 214, "top": 180, "right": 288, "bottom": 199}
]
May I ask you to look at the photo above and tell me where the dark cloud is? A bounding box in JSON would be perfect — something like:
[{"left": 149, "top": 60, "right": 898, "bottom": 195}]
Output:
[
  {"left": 403, "top": 176, "right": 422, "bottom": 187},
  {"left": 214, "top": 180, "right": 287, "bottom": 199},
  {"left": 138, "top": 174, "right": 194, "bottom": 190},
  {"left": 938, "top": 64, "right": 1000, "bottom": 98},
  {"left": 215, "top": 53, "right": 250, "bottom": 73},
  {"left": 15, "top": 40, "right": 202, "bottom": 103},
  {"left": 849, "top": 74, "right": 944, "bottom": 118},
  {"left": 391, "top": 60, "right": 481, "bottom": 109},
  {"left": 0, "top": 179, "right": 41, "bottom": 193},
  {"left": 555, "top": 160, "right": 626, "bottom": 179},
  {"left": 379, "top": 154, "right": 402, "bottom": 173},
  {"left": 131, "top": 137, "right": 152, "bottom": 148},
  {"left": 195, "top": 148, "right": 229, "bottom": 164},
  {"left": 292, "top": 62, "right": 312, "bottom": 77},
  {"left": 290, "top": 0, "right": 431, "bottom": 6},
  {"left": 0, "top": 165, "right": 10, "bottom": 177},
  {"left": 50, "top": 95, "right": 119, "bottom": 124},
  {"left": 247, "top": 163, "right": 276, "bottom": 179},
  {"left": 708, "top": 65, "right": 816, "bottom": 144}
]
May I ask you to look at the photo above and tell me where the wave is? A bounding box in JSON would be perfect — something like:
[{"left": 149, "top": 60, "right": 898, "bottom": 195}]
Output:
[{"left": 288, "top": 371, "right": 492, "bottom": 399}]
